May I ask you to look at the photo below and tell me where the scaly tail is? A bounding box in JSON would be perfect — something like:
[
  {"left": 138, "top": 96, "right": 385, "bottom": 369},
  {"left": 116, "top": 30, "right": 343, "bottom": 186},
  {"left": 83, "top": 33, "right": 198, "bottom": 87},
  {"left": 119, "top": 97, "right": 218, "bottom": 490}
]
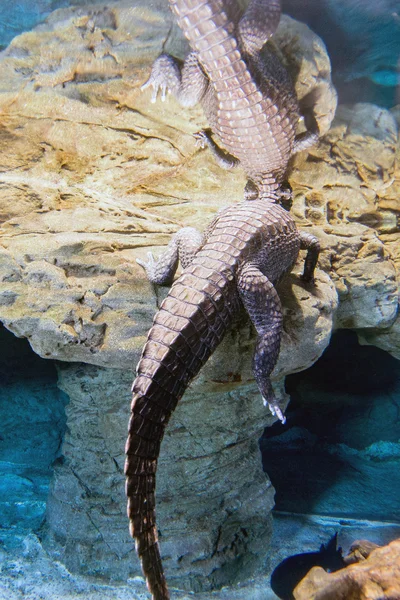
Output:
[
  {"left": 125, "top": 263, "right": 232, "bottom": 598},
  {"left": 125, "top": 374, "right": 171, "bottom": 599}
]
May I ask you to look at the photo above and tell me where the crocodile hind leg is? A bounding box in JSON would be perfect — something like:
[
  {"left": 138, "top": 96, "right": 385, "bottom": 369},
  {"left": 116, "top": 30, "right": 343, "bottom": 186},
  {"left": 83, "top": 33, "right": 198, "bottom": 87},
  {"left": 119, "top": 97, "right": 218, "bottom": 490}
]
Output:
[
  {"left": 236, "top": 262, "right": 286, "bottom": 423},
  {"left": 194, "top": 129, "right": 240, "bottom": 170},
  {"left": 137, "top": 227, "right": 203, "bottom": 285},
  {"left": 238, "top": 0, "right": 282, "bottom": 55},
  {"left": 299, "top": 231, "right": 320, "bottom": 283},
  {"left": 141, "top": 51, "right": 208, "bottom": 106}
]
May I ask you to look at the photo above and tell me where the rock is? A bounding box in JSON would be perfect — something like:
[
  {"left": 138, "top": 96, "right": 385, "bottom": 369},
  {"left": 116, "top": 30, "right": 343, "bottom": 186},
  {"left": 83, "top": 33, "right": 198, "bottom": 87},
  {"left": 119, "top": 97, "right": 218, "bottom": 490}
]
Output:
[
  {"left": 0, "top": 1, "right": 339, "bottom": 370},
  {"left": 290, "top": 102, "right": 399, "bottom": 344},
  {"left": 344, "top": 539, "right": 381, "bottom": 565},
  {"left": 293, "top": 538, "right": 400, "bottom": 600},
  {"left": 43, "top": 364, "right": 274, "bottom": 590}
]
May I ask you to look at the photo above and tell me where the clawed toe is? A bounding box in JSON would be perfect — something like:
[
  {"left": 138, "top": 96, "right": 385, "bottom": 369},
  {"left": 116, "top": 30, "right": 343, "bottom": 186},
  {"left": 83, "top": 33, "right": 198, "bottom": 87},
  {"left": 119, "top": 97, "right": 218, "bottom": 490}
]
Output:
[
  {"left": 263, "top": 397, "right": 286, "bottom": 424},
  {"left": 193, "top": 130, "right": 208, "bottom": 149},
  {"left": 140, "top": 54, "right": 179, "bottom": 104},
  {"left": 136, "top": 252, "right": 155, "bottom": 273}
]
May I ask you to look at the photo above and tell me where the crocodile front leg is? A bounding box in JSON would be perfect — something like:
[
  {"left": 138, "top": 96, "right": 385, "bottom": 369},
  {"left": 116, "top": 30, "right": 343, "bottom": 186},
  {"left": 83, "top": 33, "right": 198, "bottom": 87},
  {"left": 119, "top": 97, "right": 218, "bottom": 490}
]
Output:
[
  {"left": 137, "top": 227, "right": 203, "bottom": 285},
  {"left": 236, "top": 261, "right": 285, "bottom": 423},
  {"left": 141, "top": 51, "right": 208, "bottom": 106}
]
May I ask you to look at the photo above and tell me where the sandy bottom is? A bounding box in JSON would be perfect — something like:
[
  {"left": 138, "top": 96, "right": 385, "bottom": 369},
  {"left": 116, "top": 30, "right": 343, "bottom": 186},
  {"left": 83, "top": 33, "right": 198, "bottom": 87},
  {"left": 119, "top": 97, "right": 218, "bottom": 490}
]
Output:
[{"left": 1, "top": 513, "right": 399, "bottom": 600}]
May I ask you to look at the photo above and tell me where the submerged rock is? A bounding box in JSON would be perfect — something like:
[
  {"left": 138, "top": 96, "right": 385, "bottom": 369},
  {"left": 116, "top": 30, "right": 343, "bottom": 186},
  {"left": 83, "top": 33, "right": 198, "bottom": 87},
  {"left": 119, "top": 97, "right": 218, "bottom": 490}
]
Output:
[
  {"left": 44, "top": 363, "right": 275, "bottom": 589},
  {"left": 271, "top": 533, "right": 344, "bottom": 600},
  {"left": 294, "top": 537, "right": 400, "bottom": 600}
]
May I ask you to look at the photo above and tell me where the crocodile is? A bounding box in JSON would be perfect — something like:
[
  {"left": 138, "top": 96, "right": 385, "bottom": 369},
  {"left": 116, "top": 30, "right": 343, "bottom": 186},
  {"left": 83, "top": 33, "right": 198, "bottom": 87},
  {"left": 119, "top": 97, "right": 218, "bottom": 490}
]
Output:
[
  {"left": 141, "top": 0, "right": 318, "bottom": 202},
  {"left": 125, "top": 200, "right": 319, "bottom": 599},
  {"left": 125, "top": 1, "right": 321, "bottom": 598}
]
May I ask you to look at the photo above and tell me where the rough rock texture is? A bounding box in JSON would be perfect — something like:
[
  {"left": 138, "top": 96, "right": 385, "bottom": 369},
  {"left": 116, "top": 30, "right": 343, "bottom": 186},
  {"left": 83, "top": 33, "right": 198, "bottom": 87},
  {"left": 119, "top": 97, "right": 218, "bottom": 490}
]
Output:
[
  {"left": 0, "top": 0, "right": 398, "bottom": 594},
  {"left": 294, "top": 538, "right": 400, "bottom": 600},
  {"left": 290, "top": 102, "right": 399, "bottom": 348},
  {"left": 45, "top": 364, "right": 274, "bottom": 590},
  {"left": 0, "top": 1, "right": 338, "bottom": 369}
]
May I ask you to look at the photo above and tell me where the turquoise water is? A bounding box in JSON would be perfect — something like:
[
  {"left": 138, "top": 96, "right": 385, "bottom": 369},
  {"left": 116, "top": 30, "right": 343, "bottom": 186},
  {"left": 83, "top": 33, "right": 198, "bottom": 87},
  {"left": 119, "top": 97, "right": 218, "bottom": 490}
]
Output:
[{"left": 0, "top": 1, "right": 70, "bottom": 49}]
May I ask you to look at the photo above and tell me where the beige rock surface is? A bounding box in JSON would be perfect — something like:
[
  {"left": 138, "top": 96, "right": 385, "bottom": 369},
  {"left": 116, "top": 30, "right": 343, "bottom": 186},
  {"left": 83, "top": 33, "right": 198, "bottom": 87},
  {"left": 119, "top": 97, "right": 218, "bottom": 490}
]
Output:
[
  {"left": 290, "top": 102, "right": 399, "bottom": 343},
  {"left": 294, "top": 538, "right": 400, "bottom": 600},
  {"left": 0, "top": 1, "right": 339, "bottom": 374}
]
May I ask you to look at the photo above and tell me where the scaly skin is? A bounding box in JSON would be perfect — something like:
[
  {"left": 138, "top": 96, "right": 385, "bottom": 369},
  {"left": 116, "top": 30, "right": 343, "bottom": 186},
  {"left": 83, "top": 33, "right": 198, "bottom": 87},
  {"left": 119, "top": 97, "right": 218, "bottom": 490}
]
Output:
[
  {"left": 127, "top": 1, "right": 321, "bottom": 597},
  {"left": 125, "top": 198, "right": 320, "bottom": 599},
  {"left": 142, "top": 0, "right": 318, "bottom": 198}
]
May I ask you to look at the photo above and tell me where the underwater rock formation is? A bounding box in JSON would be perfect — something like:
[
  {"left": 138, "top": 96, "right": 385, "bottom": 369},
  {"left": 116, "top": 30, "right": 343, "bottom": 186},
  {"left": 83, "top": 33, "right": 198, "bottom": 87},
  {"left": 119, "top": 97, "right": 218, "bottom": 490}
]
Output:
[
  {"left": 0, "top": 326, "right": 67, "bottom": 535},
  {"left": 261, "top": 330, "right": 400, "bottom": 523},
  {"left": 45, "top": 363, "right": 277, "bottom": 589},
  {"left": 0, "top": 0, "right": 398, "bottom": 593},
  {"left": 293, "top": 537, "right": 400, "bottom": 600},
  {"left": 0, "top": 1, "right": 337, "bottom": 369}
]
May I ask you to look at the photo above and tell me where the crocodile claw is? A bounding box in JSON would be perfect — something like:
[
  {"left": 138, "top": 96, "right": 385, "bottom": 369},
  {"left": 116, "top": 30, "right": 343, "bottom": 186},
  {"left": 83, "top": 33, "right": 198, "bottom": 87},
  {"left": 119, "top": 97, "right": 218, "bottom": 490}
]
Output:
[
  {"left": 193, "top": 130, "right": 209, "bottom": 149},
  {"left": 136, "top": 252, "right": 156, "bottom": 276},
  {"left": 263, "top": 397, "right": 286, "bottom": 424},
  {"left": 141, "top": 77, "right": 168, "bottom": 103},
  {"left": 141, "top": 54, "right": 179, "bottom": 103}
]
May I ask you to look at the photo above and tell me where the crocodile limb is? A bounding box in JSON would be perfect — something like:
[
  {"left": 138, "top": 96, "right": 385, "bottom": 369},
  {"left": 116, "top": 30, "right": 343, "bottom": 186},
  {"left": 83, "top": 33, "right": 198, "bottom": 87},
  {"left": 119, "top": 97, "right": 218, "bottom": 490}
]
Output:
[{"left": 125, "top": 199, "right": 320, "bottom": 599}]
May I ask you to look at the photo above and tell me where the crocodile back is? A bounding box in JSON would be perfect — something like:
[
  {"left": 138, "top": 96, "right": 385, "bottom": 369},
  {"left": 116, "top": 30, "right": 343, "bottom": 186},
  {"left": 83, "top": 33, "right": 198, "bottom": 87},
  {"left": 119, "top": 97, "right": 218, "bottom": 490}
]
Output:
[
  {"left": 198, "top": 198, "right": 301, "bottom": 281},
  {"left": 169, "top": 0, "right": 299, "bottom": 184}
]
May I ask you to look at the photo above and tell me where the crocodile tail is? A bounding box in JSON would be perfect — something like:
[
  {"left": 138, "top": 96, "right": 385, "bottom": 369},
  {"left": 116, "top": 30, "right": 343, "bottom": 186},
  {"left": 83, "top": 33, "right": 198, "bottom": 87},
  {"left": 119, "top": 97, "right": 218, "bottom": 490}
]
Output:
[
  {"left": 125, "top": 374, "right": 170, "bottom": 600},
  {"left": 125, "top": 265, "right": 233, "bottom": 598}
]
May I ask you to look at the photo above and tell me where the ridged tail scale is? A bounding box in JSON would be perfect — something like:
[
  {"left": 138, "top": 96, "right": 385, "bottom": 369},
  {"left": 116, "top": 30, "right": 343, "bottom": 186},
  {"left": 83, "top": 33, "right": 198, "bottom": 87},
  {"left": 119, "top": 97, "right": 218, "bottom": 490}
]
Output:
[{"left": 125, "top": 263, "right": 234, "bottom": 599}]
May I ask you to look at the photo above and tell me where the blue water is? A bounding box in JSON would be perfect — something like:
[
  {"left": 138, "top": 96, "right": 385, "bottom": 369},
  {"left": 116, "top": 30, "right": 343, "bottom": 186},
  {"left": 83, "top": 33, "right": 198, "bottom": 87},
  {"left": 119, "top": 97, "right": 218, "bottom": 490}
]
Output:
[
  {"left": 261, "top": 331, "right": 400, "bottom": 522},
  {"left": 0, "top": 0, "right": 70, "bottom": 49},
  {"left": 0, "top": 326, "right": 68, "bottom": 537}
]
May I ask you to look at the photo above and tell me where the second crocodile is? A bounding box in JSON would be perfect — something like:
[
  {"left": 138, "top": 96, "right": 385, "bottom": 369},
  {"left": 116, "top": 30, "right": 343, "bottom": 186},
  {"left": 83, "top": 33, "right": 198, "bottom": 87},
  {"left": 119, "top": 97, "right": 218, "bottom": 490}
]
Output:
[{"left": 142, "top": 0, "right": 318, "bottom": 200}]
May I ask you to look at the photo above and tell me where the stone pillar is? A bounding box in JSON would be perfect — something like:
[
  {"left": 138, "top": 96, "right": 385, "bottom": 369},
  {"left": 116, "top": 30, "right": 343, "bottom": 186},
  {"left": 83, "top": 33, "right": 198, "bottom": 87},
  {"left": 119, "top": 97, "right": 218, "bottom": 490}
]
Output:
[{"left": 43, "top": 356, "right": 274, "bottom": 592}]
